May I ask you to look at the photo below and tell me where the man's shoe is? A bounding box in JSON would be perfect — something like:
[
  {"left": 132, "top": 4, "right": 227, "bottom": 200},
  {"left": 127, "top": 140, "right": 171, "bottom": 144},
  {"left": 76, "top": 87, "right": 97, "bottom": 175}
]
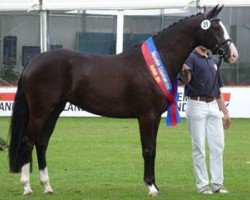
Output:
[
  {"left": 198, "top": 185, "right": 213, "bottom": 194},
  {"left": 211, "top": 184, "right": 228, "bottom": 194}
]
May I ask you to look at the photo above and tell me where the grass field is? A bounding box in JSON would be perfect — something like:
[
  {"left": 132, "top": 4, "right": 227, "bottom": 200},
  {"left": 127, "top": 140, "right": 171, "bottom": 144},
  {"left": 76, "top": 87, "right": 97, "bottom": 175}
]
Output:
[{"left": 0, "top": 117, "right": 249, "bottom": 200}]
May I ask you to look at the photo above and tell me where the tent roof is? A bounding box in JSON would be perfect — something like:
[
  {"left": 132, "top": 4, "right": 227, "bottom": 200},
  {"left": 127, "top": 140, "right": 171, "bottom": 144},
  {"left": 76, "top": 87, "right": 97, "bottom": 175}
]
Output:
[{"left": 0, "top": 0, "right": 249, "bottom": 12}]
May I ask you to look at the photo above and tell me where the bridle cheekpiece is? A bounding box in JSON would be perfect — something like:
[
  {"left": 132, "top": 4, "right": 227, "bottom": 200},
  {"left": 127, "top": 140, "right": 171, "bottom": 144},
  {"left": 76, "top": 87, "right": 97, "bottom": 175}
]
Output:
[{"left": 201, "top": 18, "right": 233, "bottom": 58}]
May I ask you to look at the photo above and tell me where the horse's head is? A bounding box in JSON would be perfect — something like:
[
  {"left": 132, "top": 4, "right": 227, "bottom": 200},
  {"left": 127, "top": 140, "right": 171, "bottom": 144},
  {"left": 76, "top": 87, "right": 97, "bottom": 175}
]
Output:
[{"left": 198, "top": 5, "right": 238, "bottom": 63}]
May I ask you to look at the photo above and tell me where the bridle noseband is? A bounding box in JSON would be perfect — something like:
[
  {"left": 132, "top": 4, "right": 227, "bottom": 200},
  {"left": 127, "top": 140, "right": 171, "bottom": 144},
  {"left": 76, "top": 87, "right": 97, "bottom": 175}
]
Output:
[{"left": 207, "top": 18, "right": 233, "bottom": 58}]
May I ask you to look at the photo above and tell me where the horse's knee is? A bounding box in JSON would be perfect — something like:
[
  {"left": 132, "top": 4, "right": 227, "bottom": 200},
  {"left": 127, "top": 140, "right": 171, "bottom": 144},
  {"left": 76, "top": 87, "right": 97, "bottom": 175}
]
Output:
[{"left": 142, "top": 148, "right": 156, "bottom": 159}]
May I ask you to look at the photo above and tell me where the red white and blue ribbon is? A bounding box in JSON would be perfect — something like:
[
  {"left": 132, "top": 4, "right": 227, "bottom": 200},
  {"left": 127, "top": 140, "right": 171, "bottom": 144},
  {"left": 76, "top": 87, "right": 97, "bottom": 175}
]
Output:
[{"left": 141, "top": 37, "right": 180, "bottom": 126}]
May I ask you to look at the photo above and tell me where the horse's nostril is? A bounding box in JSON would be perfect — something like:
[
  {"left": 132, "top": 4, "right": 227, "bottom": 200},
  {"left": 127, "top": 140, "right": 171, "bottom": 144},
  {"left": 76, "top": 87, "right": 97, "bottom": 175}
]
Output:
[{"left": 232, "top": 53, "right": 238, "bottom": 59}]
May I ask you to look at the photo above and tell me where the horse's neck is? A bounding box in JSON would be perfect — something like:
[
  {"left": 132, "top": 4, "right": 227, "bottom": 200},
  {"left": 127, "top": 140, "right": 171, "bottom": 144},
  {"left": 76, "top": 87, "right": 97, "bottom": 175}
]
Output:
[{"left": 154, "top": 24, "right": 199, "bottom": 79}]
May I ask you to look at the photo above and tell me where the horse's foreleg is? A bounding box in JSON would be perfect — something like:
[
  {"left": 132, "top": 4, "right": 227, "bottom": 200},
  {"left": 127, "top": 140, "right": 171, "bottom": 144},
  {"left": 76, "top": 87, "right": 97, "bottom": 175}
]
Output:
[{"left": 138, "top": 115, "right": 161, "bottom": 197}]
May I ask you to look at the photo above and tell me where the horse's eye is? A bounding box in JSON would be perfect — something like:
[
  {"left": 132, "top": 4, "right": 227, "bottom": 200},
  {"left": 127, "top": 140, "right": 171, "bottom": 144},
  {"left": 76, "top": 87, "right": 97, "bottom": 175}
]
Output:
[
  {"left": 212, "top": 25, "right": 220, "bottom": 31},
  {"left": 211, "top": 20, "right": 221, "bottom": 31}
]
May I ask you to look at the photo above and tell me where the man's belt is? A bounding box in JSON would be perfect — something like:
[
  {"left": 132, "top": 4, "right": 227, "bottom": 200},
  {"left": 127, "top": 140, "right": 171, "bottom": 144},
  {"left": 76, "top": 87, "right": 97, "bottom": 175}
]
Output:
[{"left": 189, "top": 96, "right": 219, "bottom": 103}]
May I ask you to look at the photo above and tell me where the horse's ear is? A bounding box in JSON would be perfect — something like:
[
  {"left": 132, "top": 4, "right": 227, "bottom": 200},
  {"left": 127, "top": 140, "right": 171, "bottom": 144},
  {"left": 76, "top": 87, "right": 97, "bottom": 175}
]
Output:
[{"left": 206, "top": 4, "right": 224, "bottom": 19}]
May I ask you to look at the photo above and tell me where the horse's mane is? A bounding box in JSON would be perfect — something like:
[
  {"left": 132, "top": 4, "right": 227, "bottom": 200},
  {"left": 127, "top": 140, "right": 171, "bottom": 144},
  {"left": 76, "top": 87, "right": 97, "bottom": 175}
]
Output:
[
  {"left": 124, "top": 12, "right": 204, "bottom": 51},
  {"left": 153, "top": 12, "right": 203, "bottom": 38}
]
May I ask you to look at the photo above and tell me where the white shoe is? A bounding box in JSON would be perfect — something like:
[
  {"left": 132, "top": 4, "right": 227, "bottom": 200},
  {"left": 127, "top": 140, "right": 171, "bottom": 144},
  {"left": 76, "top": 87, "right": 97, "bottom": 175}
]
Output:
[
  {"left": 211, "top": 184, "right": 229, "bottom": 194},
  {"left": 198, "top": 185, "right": 213, "bottom": 194}
]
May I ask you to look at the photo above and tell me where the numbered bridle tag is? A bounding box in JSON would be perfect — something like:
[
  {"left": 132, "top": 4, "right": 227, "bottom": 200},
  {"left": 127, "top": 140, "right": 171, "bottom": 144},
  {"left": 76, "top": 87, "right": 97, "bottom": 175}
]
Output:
[{"left": 201, "top": 20, "right": 211, "bottom": 30}]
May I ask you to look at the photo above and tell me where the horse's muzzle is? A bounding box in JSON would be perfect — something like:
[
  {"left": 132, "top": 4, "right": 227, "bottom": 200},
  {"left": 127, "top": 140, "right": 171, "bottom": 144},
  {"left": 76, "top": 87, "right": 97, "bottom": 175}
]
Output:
[
  {"left": 228, "top": 44, "right": 239, "bottom": 63},
  {"left": 223, "top": 42, "right": 239, "bottom": 64}
]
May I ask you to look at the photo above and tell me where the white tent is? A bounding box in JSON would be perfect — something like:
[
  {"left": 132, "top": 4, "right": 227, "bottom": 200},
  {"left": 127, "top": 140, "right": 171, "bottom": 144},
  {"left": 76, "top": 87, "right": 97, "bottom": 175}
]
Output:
[
  {"left": 0, "top": 0, "right": 250, "bottom": 12},
  {"left": 200, "top": 0, "right": 250, "bottom": 7},
  {"left": 1, "top": 0, "right": 249, "bottom": 53},
  {"left": 0, "top": 0, "right": 192, "bottom": 11}
]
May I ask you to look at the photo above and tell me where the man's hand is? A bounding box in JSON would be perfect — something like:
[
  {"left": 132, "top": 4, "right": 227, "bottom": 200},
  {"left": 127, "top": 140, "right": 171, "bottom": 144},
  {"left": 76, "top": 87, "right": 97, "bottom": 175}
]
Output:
[
  {"left": 217, "top": 95, "right": 231, "bottom": 130},
  {"left": 181, "top": 64, "right": 191, "bottom": 83},
  {"left": 182, "top": 64, "right": 190, "bottom": 72},
  {"left": 223, "top": 113, "right": 231, "bottom": 130}
]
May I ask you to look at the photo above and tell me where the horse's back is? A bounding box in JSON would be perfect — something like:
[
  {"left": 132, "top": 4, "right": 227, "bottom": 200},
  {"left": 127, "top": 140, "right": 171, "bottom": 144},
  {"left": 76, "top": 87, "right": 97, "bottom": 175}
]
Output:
[
  {"left": 23, "top": 49, "right": 158, "bottom": 117},
  {"left": 21, "top": 48, "right": 165, "bottom": 118}
]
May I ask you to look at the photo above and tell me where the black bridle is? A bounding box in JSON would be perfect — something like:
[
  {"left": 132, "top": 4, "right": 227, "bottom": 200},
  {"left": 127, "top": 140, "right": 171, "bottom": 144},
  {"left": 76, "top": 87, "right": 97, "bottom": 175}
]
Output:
[{"left": 207, "top": 18, "right": 233, "bottom": 58}]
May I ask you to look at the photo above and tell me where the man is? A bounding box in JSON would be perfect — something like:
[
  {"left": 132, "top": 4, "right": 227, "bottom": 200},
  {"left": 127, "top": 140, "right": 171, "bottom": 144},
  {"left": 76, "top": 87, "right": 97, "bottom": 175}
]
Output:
[{"left": 180, "top": 46, "right": 230, "bottom": 194}]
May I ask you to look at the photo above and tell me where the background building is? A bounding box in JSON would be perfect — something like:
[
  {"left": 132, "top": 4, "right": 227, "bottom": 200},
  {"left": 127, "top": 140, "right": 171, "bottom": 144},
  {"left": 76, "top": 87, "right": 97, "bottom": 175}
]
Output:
[{"left": 0, "top": 0, "right": 249, "bottom": 85}]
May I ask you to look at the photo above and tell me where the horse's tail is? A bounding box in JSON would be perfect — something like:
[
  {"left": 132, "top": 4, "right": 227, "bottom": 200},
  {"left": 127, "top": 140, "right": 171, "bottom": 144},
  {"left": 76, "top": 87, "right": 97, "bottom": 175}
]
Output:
[{"left": 9, "top": 75, "right": 29, "bottom": 173}]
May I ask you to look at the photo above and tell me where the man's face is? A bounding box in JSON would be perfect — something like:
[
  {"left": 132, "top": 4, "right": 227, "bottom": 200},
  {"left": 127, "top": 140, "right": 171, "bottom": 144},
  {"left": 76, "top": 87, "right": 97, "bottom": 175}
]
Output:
[{"left": 200, "top": 46, "right": 207, "bottom": 52}]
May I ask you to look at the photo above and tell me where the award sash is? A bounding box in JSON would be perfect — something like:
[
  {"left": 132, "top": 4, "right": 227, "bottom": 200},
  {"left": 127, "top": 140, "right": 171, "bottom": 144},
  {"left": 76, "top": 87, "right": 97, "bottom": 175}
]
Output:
[{"left": 141, "top": 37, "right": 180, "bottom": 126}]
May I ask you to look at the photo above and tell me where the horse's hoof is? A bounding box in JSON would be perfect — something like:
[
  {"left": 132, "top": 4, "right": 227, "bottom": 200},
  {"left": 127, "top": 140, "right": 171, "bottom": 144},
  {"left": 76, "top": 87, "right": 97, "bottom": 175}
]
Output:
[
  {"left": 147, "top": 184, "right": 160, "bottom": 197},
  {"left": 41, "top": 181, "right": 53, "bottom": 194},
  {"left": 148, "top": 190, "right": 160, "bottom": 197},
  {"left": 23, "top": 189, "right": 33, "bottom": 195},
  {"left": 44, "top": 186, "right": 53, "bottom": 194},
  {"left": 44, "top": 189, "right": 53, "bottom": 194},
  {"left": 22, "top": 182, "right": 33, "bottom": 195}
]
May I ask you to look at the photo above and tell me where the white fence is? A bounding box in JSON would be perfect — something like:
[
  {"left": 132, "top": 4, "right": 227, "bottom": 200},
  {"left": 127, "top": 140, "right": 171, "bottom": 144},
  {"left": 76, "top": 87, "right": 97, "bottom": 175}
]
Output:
[{"left": 0, "top": 87, "right": 250, "bottom": 118}]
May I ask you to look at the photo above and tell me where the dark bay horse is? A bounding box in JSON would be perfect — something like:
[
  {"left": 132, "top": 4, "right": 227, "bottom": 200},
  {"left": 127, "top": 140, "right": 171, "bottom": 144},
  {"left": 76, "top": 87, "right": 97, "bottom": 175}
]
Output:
[{"left": 9, "top": 5, "right": 238, "bottom": 196}]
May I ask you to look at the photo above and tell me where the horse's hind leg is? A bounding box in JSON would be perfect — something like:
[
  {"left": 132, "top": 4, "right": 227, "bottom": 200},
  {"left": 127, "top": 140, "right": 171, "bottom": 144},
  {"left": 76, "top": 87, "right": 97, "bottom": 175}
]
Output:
[
  {"left": 36, "top": 102, "right": 66, "bottom": 194},
  {"left": 138, "top": 114, "right": 161, "bottom": 197},
  {"left": 20, "top": 101, "right": 65, "bottom": 195},
  {"left": 20, "top": 117, "right": 48, "bottom": 195},
  {"left": 20, "top": 163, "right": 33, "bottom": 195}
]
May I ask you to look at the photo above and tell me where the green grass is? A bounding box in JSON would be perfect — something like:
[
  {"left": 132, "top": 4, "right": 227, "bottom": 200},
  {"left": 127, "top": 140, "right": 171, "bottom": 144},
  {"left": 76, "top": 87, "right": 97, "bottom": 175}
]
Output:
[{"left": 0, "top": 117, "right": 249, "bottom": 200}]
